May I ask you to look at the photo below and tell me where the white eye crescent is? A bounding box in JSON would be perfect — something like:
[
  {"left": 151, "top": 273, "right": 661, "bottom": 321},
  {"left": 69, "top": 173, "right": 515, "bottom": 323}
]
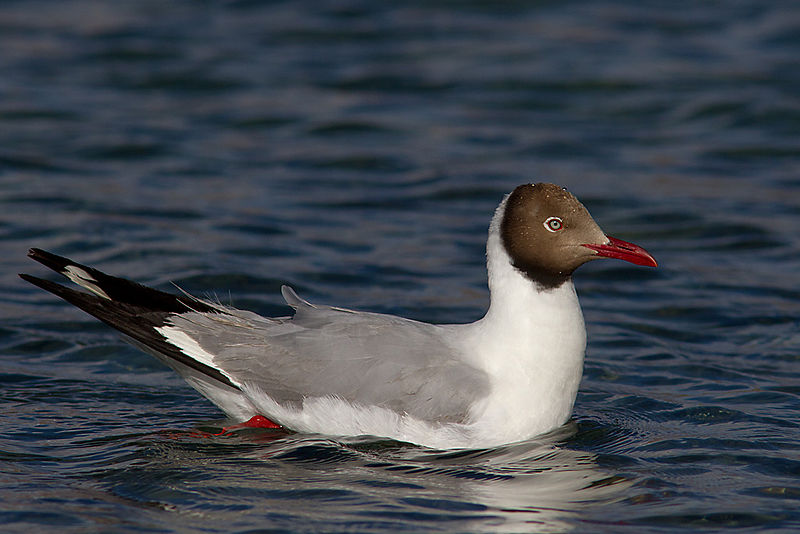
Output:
[{"left": 544, "top": 216, "right": 563, "bottom": 232}]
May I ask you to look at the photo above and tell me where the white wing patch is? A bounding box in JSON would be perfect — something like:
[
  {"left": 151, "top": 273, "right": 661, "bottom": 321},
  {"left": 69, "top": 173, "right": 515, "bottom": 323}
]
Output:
[
  {"left": 155, "top": 326, "right": 241, "bottom": 387},
  {"left": 64, "top": 265, "right": 111, "bottom": 300}
]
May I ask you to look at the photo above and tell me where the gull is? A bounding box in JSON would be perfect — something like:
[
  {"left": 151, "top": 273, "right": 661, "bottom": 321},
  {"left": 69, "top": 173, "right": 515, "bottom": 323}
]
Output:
[{"left": 21, "top": 183, "right": 656, "bottom": 449}]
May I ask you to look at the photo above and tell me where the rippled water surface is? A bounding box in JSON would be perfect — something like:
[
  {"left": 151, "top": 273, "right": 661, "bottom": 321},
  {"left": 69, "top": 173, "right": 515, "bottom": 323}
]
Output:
[{"left": 2, "top": 1, "right": 799, "bottom": 532}]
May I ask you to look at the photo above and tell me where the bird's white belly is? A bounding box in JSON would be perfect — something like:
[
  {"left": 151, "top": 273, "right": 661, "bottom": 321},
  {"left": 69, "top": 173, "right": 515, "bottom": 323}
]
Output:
[
  {"left": 468, "top": 363, "right": 583, "bottom": 446},
  {"left": 240, "top": 385, "right": 489, "bottom": 449}
]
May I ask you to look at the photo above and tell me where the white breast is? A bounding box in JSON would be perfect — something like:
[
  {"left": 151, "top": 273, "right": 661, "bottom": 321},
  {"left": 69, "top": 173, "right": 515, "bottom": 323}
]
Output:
[{"left": 454, "top": 210, "right": 588, "bottom": 445}]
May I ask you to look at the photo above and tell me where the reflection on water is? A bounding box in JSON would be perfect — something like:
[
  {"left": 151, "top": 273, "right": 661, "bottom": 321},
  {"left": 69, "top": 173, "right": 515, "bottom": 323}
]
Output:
[
  {"left": 399, "top": 441, "right": 633, "bottom": 533},
  {"left": 139, "top": 424, "right": 633, "bottom": 533}
]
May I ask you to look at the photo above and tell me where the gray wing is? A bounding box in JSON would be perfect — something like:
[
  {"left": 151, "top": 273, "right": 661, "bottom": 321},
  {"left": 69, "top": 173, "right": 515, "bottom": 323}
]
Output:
[{"left": 165, "top": 287, "right": 490, "bottom": 423}]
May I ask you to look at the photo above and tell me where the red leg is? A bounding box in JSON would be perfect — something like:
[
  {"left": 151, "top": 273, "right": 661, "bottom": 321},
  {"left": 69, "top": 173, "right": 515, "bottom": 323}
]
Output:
[{"left": 223, "top": 414, "right": 281, "bottom": 431}]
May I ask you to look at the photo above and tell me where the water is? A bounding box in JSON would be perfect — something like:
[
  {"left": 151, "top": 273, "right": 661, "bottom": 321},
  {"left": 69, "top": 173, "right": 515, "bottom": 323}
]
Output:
[{"left": 1, "top": 0, "right": 799, "bottom": 531}]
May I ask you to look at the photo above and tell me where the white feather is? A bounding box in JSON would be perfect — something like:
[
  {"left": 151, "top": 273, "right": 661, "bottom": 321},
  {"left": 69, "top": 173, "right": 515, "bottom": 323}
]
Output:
[
  {"left": 64, "top": 265, "right": 111, "bottom": 300},
  {"left": 155, "top": 325, "right": 241, "bottom": 387}
]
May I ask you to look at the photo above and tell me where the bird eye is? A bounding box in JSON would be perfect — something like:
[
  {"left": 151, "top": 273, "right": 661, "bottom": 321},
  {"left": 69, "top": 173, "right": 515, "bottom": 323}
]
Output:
[{"left": 544, "top": 216, "right": 563, "bottom": 232}]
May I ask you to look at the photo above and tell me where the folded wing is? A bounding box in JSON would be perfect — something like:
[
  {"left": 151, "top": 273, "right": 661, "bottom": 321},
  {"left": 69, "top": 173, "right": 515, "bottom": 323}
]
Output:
[{"left": 22, "top": 249, "right": 489, "bottom": 425}]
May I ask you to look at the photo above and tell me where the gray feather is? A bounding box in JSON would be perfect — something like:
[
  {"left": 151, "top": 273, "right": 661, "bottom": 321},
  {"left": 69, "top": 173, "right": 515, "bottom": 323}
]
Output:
[{"left": 166, "top": 288, "right": 490, "bottom": 423}]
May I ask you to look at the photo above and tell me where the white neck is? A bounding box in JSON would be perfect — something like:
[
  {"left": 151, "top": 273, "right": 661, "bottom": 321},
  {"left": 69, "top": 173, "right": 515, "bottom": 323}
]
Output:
[{"left": 458, "top": 196, "right": 588, "bottom": 443}]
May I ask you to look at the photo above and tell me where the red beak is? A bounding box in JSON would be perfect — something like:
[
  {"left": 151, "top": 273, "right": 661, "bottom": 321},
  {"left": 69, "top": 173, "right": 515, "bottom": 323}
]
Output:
[{"left": 583, "top": 236, "right": 658, "bottom": 267}]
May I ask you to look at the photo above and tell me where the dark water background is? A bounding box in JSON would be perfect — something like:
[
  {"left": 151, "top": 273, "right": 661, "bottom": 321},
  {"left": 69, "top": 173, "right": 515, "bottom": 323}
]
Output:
[{"left": 2, "top": 1, "right": 799, "bottom": 532}]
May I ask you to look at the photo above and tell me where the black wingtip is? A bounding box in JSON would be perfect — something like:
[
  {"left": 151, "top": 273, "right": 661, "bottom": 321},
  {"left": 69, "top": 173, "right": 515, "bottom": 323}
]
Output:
[
  {"left": 27, "top": 248, "right": 72, "bottom": 273},
  {"left": 19, "top": 272, "right": 53, "bottom": 288},
  {"left": 24, "top": 248, "right": 219, "bottom": 314},
  {"left": 19, "top": 272, "right": 82, "bottom": 302},
  {"left": 19, "top": 272, "right": 36, "bottom": 282},
  {"left": 21, "top": 261, "right": 240, "bottom": 391},
  {"left": 19, "top": 272, "right": 42, "bottom": 286}
]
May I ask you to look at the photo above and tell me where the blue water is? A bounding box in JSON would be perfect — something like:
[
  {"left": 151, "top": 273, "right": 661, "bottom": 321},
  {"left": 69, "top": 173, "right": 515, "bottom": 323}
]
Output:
[{"left": 2, "top": 1, "right": 799, "bottom": 532}]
